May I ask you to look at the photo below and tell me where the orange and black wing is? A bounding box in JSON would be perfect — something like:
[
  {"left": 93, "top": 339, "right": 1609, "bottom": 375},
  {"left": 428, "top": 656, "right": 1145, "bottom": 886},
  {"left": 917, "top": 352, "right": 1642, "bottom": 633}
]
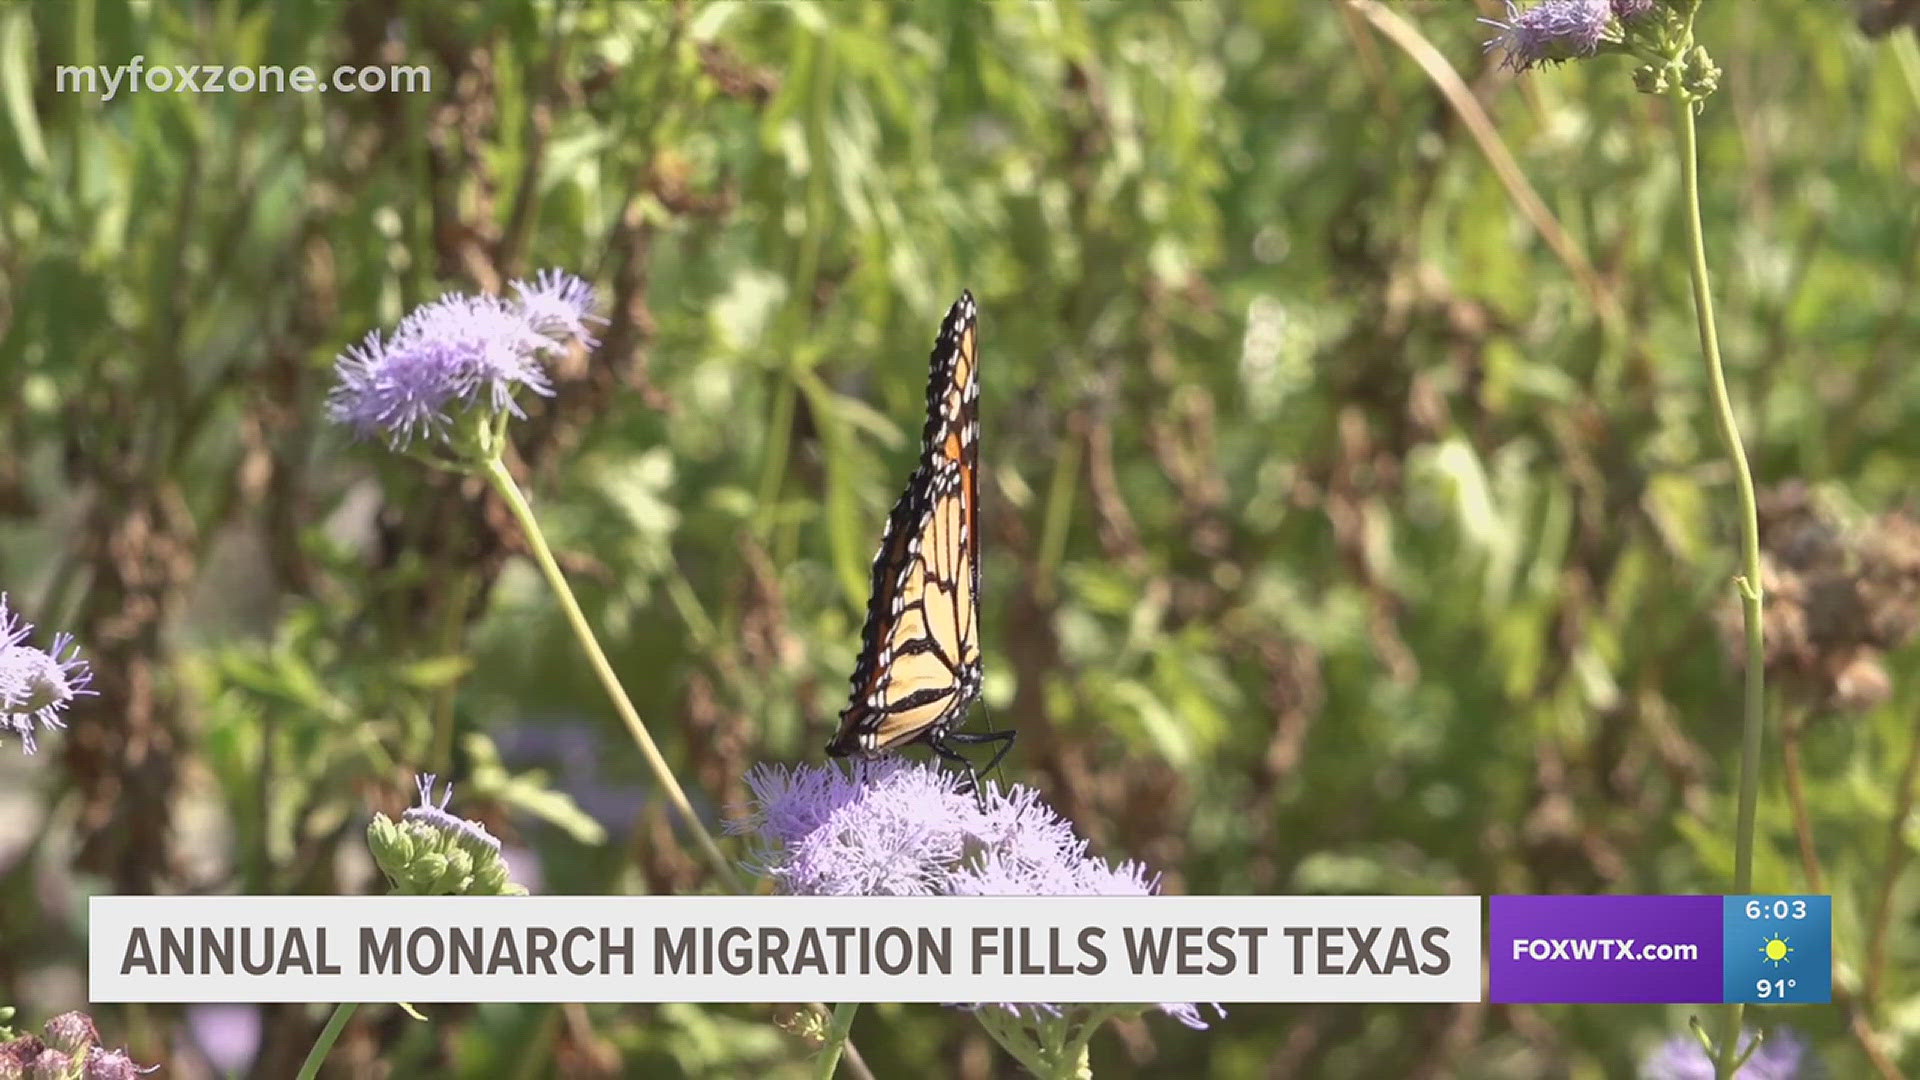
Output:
[{"left": 826, "top": 291, "right": 983, "bottom": 757}]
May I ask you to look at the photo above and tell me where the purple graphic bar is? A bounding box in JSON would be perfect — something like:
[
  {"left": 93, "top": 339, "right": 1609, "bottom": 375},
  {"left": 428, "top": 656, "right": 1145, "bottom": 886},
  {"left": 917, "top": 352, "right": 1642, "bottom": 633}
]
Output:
[{"left": 1489, "top": 895, "right": 1723, "bottom": 1003}]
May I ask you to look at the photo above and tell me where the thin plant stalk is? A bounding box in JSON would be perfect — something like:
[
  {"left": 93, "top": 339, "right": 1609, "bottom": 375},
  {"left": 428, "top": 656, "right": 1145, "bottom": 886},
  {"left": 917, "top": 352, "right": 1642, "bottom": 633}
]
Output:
[
  {"left": 1057, "top": 1006, "right": 1126, "bottom": 1073},
  {"left": 814, "top": 1001, "right": 860, "bottom": 1079},
  {"left": 482, "top": 456, "right": 870, "bottom": 1074},
  {"left": 1345, "top": 0, "right": 1623, "bottom": 328},
  {"left": 1671, "top": 92, "right": 1766, "bottom": 1080},
  {"left": 482, "top": 454, "right": 743, "bottom": 891},
  {"left": 296, "top": 1003, "right": 359, "bottom": 1080}
]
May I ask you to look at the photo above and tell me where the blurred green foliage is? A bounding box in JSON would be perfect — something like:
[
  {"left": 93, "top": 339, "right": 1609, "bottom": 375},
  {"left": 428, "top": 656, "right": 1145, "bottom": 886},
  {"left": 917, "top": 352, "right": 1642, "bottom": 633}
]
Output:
[{"left": 1, "top": 0, "right": 1919, "bottom": 1077}]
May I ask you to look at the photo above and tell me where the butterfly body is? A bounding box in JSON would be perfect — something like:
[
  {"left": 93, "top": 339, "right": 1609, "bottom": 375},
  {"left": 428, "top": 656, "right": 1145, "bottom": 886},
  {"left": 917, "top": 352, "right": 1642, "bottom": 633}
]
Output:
[{"left": 825, "top": 291, "right": 1013, "bottom": 782}]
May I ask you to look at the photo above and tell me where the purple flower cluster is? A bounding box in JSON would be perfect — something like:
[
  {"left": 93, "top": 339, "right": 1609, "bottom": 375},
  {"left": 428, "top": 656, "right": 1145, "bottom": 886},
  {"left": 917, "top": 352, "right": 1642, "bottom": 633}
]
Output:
[
  {"left": 404, "top": 773, "right": 506, "bottom": 856},
  {"left": 0, "top": 1011, "right": 155, "bottom": 1079},
  {"left": 1641, "top": 1027, "right": 1812, "bottom": 1079},
  {"left": 0, "top": 594, "right": 94, "bottom": 755},
  {"left": 1482, "top": 0, "right": 1615, "bottom": 72},
  {"left": 735, "top": 758, "right": 979, "bottom": 896},
  {"left": 732, "top": 760, "right": 1220, "bottom": 1030},
  {"left": 326, "top": 270, "right": 601, "bottom": 449}
]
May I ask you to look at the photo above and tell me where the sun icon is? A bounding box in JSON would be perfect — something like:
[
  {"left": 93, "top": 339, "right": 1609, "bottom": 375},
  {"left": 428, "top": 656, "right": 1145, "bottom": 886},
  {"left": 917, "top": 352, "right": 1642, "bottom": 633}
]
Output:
[{"left": 1760, "top": 934, "right": 1793, "bottom": 967}]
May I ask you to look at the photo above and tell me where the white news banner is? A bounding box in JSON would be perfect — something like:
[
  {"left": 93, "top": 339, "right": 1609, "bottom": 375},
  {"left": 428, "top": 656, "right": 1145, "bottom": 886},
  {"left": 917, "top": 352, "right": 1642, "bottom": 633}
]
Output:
[{"left": 90, "top": 895, "right": 1482, "bottom": 1003}]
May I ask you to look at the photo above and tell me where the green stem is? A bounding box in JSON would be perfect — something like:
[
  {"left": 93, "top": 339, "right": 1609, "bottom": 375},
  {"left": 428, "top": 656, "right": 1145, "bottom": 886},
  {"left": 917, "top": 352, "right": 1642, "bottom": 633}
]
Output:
[
  {"left": 70, "top": 0, "right": 94, "bottom": 188},
  {"left": 1671, "top": 95, "right": 1766, "bottom": 1080},
  {"left": 1035, "top": 422, "right": 1083, "bottom": 606},
  {"left": 813, "top": 1001, "right": 860, "bottom": 1079},
  {"left": 429, "top": 572, "right": 474, "bottom": 772},
  {"left": 296, "top": 1002, "right": 358, "bottom": 1080},
  {"left": 1891, "top": 32, "right": 1920, "bottom": 114},
  {"left": 755, "top": 375, "right": 796, "bottom": 537},
  {"left": 1040, "top": 1026, "right": 1091, "bottom": 1080},
  {"left": 482, "top": 455, "right": 742, "bottom": 891},
  {"left": 974, "top": 1010, "right": 1058, "bottom": 1079},
  {"left": 1057, "top": 1005, "right": 1125, "bottom": 1073}
]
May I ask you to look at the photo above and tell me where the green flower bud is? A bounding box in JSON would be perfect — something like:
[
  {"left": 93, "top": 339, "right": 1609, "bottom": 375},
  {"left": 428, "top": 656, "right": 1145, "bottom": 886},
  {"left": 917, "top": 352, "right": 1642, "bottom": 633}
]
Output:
[
  {"left": 408, "top": 852, "right": 451, "bottom": 892},
  {"left": 366, "top": 814, "right": 413, "bottom": 879},
  {"left": 369, "top": 775, "right": 527, "bottom": 897},
  {"left": 775, "top": 1004, "right": 830, "bottom": 1046},
  {"left": 1682, "top": 45, "right": 1720, "bottom": 99},
  {"left": 442, "top": 848, "right": 476, "bottom": 890}
]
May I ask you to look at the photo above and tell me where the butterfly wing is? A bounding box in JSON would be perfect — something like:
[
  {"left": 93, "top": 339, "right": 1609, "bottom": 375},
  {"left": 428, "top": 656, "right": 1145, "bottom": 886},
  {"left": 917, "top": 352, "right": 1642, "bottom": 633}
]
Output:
[{"left": 826, "top": 291, "right": 983, "bottom": 757}]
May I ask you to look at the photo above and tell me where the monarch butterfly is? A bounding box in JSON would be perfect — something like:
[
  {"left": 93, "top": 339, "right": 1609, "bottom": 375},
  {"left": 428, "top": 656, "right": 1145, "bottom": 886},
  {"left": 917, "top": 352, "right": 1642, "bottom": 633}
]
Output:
[{"left": 825, "top": 290, "right": 1015, "bottom": 788}]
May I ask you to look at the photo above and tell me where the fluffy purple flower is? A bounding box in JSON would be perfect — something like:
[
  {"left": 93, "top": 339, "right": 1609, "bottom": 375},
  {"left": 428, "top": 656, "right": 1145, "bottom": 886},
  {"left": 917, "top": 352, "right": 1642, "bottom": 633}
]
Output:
[
  {"left": 734, "top": 759, "right": 979, "bottom": 896},
  {"left": 403, "top": 773, "right": 505, "bottom": 855},
  {"left": 514, "top": 269, "right": 603, "bottom": 347},
  {"left": 81, "top": 1045, "right": 159, "bottom": 1079},
  {"left": 0, "top": 1012, "right": 155, "bottom": 1079},
  {"left": 1612, "top": 0, "right": 1659, "bottom": 21},
  {"left": 39, "top": 1012, "right": 97, "bottom": 1055},
  {"left": 949, "top": 838, "right": 1218, "bottom": 1031},
  {"left": 732, "top": 760, "right": 1220, "bottom": 1030},
  {"left": 327, "top": 270, "right": 599, "bottom": 449},
  {"left": 0, "top": 1035, "right": 44, "bottom": 1076},
  {"left": 0, "top": 594, "right": 95, "bottom": 755},
  {"left": 1482, "top": 0, "right": 1614, "bottom": 72},
  {"left": 1641, "top": 1027, "right": 1812, "bottom": 1079}
]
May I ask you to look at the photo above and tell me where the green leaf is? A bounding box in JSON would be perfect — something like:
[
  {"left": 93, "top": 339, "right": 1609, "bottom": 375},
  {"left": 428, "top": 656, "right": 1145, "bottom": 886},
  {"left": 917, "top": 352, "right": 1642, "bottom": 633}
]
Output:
[
  {"left": 396, "top": 655, "right": 476, "bottom": 690},
  {"left": 0, "top": 7, "right": 48, "bottom": 173},
  {"left": 795, "top": 369, "right": 875, "bottom": 613},
  {"left": 462, "top": 734, "right": 608, "bottom": 846}
]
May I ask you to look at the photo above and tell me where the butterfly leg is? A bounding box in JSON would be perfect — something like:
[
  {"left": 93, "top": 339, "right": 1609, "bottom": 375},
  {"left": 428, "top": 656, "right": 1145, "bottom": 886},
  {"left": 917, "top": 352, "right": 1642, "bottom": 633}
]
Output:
[
  {"left": 930, "top": 728, "right": 1017, "bottom": 810},
  {"left": 945, "top": 728, "right": 1017, "bottom": 776},
  {"left": 926, "top": 737, "right": 989, "bottom": 810}
]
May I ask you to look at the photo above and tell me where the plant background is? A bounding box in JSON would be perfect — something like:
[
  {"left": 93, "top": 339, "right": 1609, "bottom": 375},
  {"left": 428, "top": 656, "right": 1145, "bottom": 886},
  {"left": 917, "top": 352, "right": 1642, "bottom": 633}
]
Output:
[{"left": 1, "top": 0, "right": 1918, "bottom": 1076}]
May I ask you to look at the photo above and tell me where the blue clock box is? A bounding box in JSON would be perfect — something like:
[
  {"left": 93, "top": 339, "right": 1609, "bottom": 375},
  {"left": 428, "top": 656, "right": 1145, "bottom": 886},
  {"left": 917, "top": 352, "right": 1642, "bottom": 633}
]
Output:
[{"left": 1722, "top": 895, "right": 1831, "bottom": 1004}]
